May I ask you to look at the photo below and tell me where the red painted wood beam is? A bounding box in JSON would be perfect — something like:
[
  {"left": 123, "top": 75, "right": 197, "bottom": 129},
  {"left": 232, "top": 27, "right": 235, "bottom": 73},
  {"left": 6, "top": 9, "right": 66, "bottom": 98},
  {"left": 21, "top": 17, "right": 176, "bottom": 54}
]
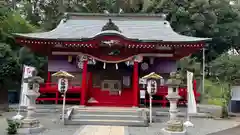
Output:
[
  {"left": 133, "top": 61, "right": 139, "bottom": 107},
  {"left": 55, "top": 92, "right": 59, "bottom": 104},
  {"left": 36, "top": 98, "right": 80, "bottom": 101},
  {"left": 80, "top": 60, "right": 88, "bottom": 105},
  {"left": 46, "top": 72, "right": 51, "bottom": 87}
]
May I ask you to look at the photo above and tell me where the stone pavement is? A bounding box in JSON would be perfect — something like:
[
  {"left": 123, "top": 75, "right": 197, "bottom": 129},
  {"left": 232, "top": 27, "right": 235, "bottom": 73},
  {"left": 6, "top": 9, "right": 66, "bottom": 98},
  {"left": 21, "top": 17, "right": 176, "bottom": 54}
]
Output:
[
  {"left": 73, "top": 126, "right": 125, "bottom": 135},
  {"left": 128, "top": 117, "right": 240, "bottom": 135},
  {"left": 1, "top": 110, "right": 240, "bottom": 135},
  {"left": 207, "top": 125, "right": 240, "bottom": 135}
]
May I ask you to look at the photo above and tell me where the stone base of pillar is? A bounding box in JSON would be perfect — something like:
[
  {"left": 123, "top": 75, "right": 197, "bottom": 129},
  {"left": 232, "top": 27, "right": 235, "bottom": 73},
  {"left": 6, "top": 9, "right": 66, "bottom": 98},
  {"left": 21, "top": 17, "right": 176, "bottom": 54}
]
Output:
[
  {"left": 18, "top": 118, "right": 45, "bottom": 134},
  {"left": 161, "top": 120, "right": 186, "bottom": 135},
  {"left": 161, "top": 128, "right": 186, "bottom": 135}
]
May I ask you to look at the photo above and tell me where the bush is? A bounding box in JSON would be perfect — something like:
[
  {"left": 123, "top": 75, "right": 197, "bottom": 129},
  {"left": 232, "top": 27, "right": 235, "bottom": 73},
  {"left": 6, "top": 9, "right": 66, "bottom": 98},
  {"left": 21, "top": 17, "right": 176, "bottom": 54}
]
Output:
[
  {"left": 203, "top": 79, "right": 231, "bottom": 118},
  {"left": 6, "top": 119, "right": 20, "bottom": 135},
  {"left": 204, "top": 79, "right": 223, "bottom": 98},
  {"left": 207, "top": 98, "right": 224, "bottom": 106}
]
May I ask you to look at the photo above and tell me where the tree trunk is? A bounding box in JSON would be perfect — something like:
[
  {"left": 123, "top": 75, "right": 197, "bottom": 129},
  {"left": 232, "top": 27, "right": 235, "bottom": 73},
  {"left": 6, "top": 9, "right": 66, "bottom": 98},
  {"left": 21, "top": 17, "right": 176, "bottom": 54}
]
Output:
[{"left": 0, "top": 86, "right": 9, "bottom": 111}]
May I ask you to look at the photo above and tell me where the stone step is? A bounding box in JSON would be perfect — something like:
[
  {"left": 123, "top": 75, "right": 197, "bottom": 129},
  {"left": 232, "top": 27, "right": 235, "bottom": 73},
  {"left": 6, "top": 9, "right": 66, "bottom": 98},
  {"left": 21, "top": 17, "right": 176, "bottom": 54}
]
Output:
[
  {"left": 73, "top": 106, "right": 143, "bottom": 111},
  {"left": 10, "top": 105, "right": 61, "bottom": 113},
  {"left": 65, "top": 107, "right": 148, "bottom": 126},
  {"left": 75, "top": 109, "right": 139, "bottom": 112},
  {"left": 74, "top": 110, "right": 139, "bottom": 115},
  {"left": 65, "top": 106, "right": 148, "bottom": 126},
  {"left": 74, "top": 107, "right": 140, "bottom": 110},
  {"left": 155, "top": 111, "right": 212, "bottom": 118},
  {"left": 65, "top": 119, "right": 147, "bottom": 126},
  {"left": 71, "top": 114, "right": 141, "bottom": 121}
]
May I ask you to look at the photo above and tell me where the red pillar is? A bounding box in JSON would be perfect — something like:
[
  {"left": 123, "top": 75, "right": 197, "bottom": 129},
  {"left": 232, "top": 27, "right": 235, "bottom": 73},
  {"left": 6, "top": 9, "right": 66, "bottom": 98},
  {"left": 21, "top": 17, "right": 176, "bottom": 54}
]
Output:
[
  {"left": 80, "top": 60, "right": 88, "bottom": 105},
  {"left": 55, "top": 92, "right": 59, "bottom": 104},
  {"left": 47, "top": 72, "right": 51, "bottom": 87},
  {"left": 193, "top": 79, "right": 197, "bottom": 102},
  {"left": 133, "top": 61, "right": 139, "bottom": 107}
]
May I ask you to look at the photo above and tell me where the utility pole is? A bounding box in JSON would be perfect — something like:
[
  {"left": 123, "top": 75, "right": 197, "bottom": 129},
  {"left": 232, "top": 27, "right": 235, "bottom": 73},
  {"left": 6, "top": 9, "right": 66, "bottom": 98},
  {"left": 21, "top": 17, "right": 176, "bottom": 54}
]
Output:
[
  {"left": 12, "top": 0, "right": 16, "bottom": 10},
  {"left": 59, "top": 0, "right": 64, "bottom": 13},
  {"left": 0, "top": 0, "right": 6, "bottom": 7},
  {"left": 202, "top": 48, "right": 205, "bottom": 96}
]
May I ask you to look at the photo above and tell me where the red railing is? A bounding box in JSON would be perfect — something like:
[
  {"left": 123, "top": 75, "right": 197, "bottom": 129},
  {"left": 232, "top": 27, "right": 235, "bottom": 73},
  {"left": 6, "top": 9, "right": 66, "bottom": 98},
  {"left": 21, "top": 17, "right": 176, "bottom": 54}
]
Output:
[
  {"left": 144, "top": 80, "right": 201, "bottom": 107},
  {"left": 38, "top": 82, "right": 82, "bottom": 104},
  {"left": 37, "top": 81, "right": 200, "bottom": 107}
]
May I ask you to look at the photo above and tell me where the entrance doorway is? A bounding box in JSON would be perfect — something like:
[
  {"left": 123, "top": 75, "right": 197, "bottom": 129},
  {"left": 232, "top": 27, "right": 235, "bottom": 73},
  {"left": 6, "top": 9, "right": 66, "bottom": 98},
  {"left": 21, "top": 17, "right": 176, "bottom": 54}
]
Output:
[{"left": 87, "top": 62, "right": 134, "bottom": 106}]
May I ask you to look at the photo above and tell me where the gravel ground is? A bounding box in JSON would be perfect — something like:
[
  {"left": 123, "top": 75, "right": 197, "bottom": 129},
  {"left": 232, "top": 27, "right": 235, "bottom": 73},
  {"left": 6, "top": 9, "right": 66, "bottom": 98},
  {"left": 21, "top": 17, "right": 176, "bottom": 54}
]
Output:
[
  {"left": 0, "top": 112, "right": 80, "bottom": 135},
  {"left": 128, "top": 117, "right": 240, "bottom": 135}
]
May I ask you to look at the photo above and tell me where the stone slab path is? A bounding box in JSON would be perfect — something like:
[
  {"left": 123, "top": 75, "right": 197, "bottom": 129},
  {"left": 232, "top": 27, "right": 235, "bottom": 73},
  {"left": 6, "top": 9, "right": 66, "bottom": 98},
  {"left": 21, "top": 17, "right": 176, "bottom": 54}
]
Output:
[
  {"left": 73, "top": 126, "right": 126, "bottom": 135},
  {"left": 207, "top": 125, "right": 240, "bottom": 135}
]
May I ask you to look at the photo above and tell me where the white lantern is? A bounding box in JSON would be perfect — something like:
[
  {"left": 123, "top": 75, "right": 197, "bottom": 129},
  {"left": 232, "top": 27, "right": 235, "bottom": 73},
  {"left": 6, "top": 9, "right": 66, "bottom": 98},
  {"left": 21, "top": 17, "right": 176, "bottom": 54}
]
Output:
[
  {"left": 58, "top": 78, "right": 69, "bottom": 93},
  {"left": 147, "top": 79, "right": 157, "bottom": 95}
]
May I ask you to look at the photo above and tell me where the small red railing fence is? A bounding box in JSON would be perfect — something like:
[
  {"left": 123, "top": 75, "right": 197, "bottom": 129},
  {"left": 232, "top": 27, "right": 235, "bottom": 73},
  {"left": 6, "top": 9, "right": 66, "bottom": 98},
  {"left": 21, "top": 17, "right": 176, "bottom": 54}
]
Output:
[{"left": 37, "top": 80, "right": 200, "bottom": 107}]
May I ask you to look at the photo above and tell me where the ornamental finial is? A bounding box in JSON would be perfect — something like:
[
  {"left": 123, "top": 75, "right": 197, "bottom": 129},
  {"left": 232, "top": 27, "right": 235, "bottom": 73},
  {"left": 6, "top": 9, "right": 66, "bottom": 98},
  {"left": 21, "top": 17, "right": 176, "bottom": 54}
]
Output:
[{"left": 101, "top": 19, "right": 121, "bottom": 32}]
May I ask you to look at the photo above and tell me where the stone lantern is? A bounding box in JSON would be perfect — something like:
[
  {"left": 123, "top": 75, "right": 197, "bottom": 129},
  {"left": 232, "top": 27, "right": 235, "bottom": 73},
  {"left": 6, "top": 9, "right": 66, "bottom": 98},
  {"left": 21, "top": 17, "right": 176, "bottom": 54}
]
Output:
[
  {"left": 162, "top": 72, "right": 186, "bottom": 135},
  {"left": 18, "top": 69, "right": 45, "bottom": 134}
]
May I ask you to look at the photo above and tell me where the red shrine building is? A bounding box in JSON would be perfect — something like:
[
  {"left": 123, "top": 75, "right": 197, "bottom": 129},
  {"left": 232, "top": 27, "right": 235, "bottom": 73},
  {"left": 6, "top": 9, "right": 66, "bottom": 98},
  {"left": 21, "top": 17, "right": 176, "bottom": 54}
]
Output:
[{"left": 14, "top": 13, "right": 210, "bottom": 107}]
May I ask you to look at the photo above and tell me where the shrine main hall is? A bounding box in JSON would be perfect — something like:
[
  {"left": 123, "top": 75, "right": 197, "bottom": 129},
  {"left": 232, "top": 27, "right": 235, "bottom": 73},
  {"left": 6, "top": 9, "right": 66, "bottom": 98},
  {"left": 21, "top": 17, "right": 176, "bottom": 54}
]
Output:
[{"left": 14, "top": 13, "right": 210, "bottom": 107}]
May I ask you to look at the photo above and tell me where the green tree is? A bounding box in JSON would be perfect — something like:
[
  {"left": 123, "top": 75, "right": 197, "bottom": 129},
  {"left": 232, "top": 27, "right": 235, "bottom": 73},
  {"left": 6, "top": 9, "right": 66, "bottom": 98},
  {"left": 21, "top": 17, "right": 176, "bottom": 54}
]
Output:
[
  {"left": 177, "top": 56, "right": 201, "bottom": 76},
  {"left": 18, "top": 47, "right": 47, "bottom": 76},
  {"left": 0, "top": 5, "right": 45, "bottom": 110},
  {"left": 208, "top": 54, "right": 240, "bottom": 117},
  {"left": 210, "top": 54, "right": 240, "bottom": 85},
  {"left": 0, "top": 9, "right": 36, "bottom": 48},
  {"left": 0, "top": 43, "right": 20, "bottom": 110},
  {"left": 147, "top": 0, "right": 240, "bottom": 62},
  {"left": 15, "top": 0, "right": 145, "bottom": 30}
]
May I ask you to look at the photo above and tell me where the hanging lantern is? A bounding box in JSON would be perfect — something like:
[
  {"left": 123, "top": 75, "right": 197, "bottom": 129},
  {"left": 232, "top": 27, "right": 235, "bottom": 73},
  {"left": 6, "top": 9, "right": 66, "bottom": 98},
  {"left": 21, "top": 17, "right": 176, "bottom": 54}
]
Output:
[
  {"left": 141, "top": 62, "right": 149, "bottom": 71},
  {"left": 68, "top": 56, "right": 73, "bottom": 63},
  {"left": 103, "top": 62, "right": 106, "bottom": 69}
]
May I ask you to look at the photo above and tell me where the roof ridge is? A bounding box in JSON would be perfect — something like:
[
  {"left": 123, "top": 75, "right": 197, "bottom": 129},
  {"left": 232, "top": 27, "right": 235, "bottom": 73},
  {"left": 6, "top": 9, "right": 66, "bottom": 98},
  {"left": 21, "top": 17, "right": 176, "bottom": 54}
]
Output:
[{"left": 64, "top": 12, "right": 166, "bottom": 19}]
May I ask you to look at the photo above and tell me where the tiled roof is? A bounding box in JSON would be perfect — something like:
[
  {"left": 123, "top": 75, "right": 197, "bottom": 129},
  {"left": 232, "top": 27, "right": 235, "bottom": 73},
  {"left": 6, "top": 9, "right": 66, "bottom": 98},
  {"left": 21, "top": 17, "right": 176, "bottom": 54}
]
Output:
[{"left": 14, "top": 13, "right": 211, "bottom": 42}]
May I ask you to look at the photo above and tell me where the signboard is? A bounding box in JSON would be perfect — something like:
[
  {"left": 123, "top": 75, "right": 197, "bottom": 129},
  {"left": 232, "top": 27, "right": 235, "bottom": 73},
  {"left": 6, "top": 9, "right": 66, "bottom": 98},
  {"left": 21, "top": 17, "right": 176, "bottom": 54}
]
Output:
[
  {"left": 231, "top": 86, "right": 240, "bottom": 101},
  {"left": 147, "top": 80, "right": 157, "bottom": 95},
  {"left": 123, "top": 76, "right": 130, "bottom": 87},
  {"left": 139, "top": 78, "right": 147, "bottom": 84},
  {"left": 58, "top": 78, "right": 68, "bottom": 93},
  {"left": 140, "top": 90, "right": 146, "bottom": 99}
]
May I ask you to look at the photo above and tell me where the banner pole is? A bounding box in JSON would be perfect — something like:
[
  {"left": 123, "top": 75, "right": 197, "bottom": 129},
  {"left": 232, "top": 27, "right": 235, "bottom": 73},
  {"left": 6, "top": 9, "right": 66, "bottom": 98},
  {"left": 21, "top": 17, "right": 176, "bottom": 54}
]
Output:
[
  {"left": 62, "top": 92, "right": 66, "bottom": 123},
  {"left": 202, "top": 48, "right": 205, "bottom": 96},
  {"left": 149, "top": 94, "right": 152, "bottom": 124},
  {"left": 186, "top": 71, "right": 189, "bottom": 121}
]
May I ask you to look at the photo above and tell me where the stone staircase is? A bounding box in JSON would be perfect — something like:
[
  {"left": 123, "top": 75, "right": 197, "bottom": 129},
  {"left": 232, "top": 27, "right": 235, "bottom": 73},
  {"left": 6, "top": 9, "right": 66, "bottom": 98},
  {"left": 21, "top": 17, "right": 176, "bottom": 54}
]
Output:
[{"left": 64, "top": 106, "right": 149, "bottom": 127}]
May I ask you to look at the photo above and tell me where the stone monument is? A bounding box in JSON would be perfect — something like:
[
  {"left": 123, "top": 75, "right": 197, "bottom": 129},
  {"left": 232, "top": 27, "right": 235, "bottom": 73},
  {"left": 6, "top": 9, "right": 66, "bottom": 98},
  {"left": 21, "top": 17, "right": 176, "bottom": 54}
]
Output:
[
  {"left": 18, "top": 69, "right": 45, "bottom": 134},
  {"left": 162, "top": 72, "right": 186, "bottom": 135}
]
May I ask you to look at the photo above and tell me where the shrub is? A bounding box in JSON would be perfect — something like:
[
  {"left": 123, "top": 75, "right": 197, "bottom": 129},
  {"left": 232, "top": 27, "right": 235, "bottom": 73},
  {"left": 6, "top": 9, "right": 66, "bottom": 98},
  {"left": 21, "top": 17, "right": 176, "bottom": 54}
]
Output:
[{"left": 6, "top": 119, "right": 20, "bottom": 135}]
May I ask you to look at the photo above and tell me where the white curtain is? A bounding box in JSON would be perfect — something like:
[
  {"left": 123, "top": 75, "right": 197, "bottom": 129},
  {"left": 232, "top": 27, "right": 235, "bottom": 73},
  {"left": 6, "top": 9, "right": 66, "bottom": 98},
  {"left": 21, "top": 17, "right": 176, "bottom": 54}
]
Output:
[{"left": 187, "top": 71, "right": 197, "bottom": 114}]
